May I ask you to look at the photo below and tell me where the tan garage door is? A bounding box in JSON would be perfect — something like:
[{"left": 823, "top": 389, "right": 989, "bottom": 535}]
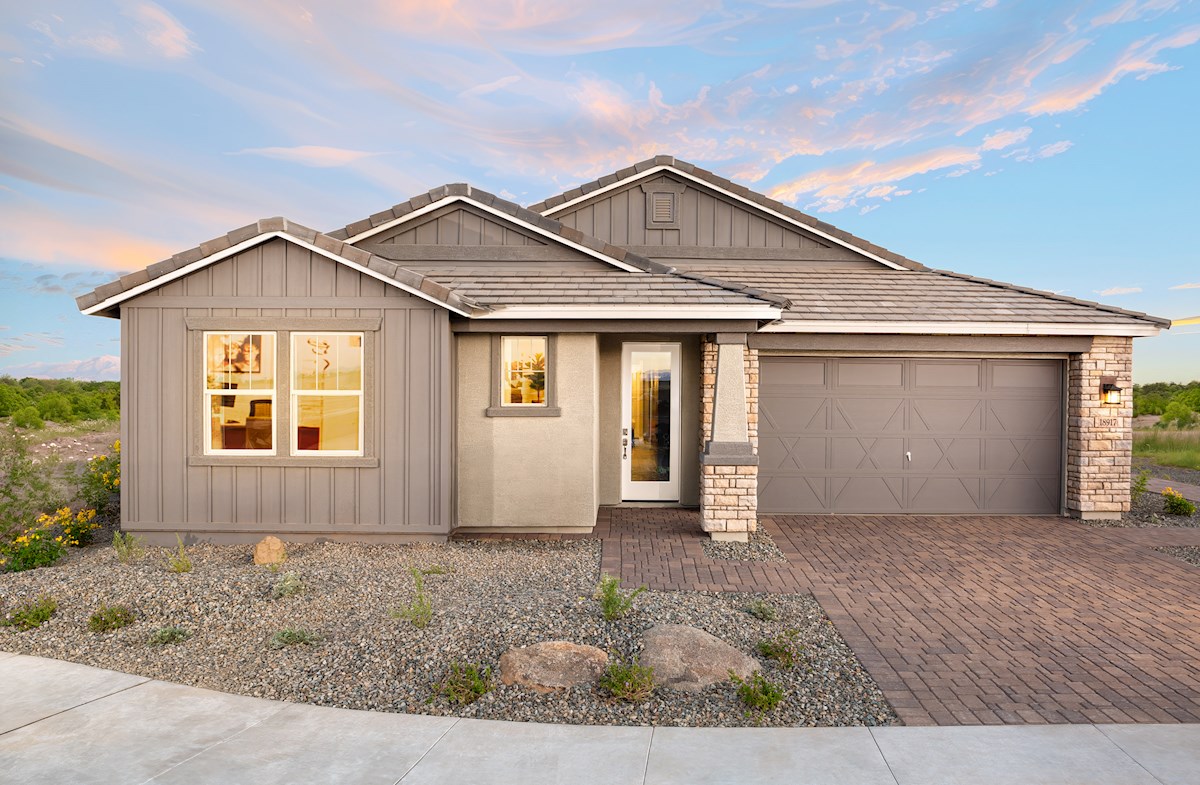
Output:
[{"left": 758, "top": 358, "right": 1063, "bottom": 514}]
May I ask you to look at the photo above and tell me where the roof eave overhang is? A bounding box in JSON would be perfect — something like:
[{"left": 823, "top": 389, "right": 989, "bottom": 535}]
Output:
[
  {"left": 342, "top": 193, "right": 645, "bottom": 273},
  {"left": 538, "top": 164, "right": 910, "bottom": 271},
  {"left": 79, "top": 232, "right": 477, "bottom": 319},
  {"left": 759, "top": 320, "right": 1163, "bottom": 337},
  {"left": 472, "top": 305, "right": 782, "bottom": 320}
]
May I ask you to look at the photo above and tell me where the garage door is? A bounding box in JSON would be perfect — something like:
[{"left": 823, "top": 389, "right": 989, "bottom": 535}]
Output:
[{"left": 759, "top": 358, "right": 1063, "bottom": 514}]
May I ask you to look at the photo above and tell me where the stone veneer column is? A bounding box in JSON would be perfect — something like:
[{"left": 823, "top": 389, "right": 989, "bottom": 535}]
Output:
[
  {"left": 1066, "top": 335, "right": 1133, "bottom": 520},
  {"left": 699, "top": 334, "right": 759, "bottom": 541}
]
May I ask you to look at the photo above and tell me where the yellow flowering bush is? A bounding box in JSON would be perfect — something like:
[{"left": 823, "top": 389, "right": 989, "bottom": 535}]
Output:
[
  {"left": 0, "top": 516, "right": 66, "bottom": 572},
  {"left": 39, "top": 507, "right": 101, "bottom": 547},
  {"left": 79, "top": 440, "right": 121, "bottom": 520},
  {"left": 1163, "top": 487, "right": 1197, "bottom": 516}
]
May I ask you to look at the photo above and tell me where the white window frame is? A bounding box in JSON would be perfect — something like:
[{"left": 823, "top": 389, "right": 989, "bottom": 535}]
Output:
[
  {"left": 290, "top": 332, "right": 365, "bottom": 457},
  {"left": 202, "top": 331, "right": 277, "bottom": 456},
  {"left": 499, "top": 335, "right": 549, "bottom": 408}
]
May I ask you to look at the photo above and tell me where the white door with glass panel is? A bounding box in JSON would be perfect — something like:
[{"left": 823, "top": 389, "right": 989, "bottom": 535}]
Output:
[{"left": 621, "top": 343, "right": 682, "bottom": 501}]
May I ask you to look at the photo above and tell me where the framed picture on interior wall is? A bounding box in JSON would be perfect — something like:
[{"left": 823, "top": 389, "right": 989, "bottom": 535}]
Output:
[{"left": 209, "top": 333, "right": 263, "bottom": 375}]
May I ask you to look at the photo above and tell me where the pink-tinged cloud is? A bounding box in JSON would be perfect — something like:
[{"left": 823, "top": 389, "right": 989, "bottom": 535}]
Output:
[
  {"left": 1091, "top": 0, "right": 1182, "bottom": 27},
  {"left": 0, "top": 207, "right": 178, "bottom": 270},
  {"left": 1028, "top": 27, "right": 1200, "bottom": 115},
  {"left": 1170, "top": 282, "right": 1200, "bottom": 290},
  {"left": 1096, "top": 286, "right": 1142, "bottom": 296},
  {"left": 232, "top": 146, "right": 383, "bottom": 168},
  {"left": 128, "top": 3, "right": 201, "bottom": 59},
  {"left": 768, "top": 146, "right": 980, "bottom": 206},
  {"left": 981, "top": 126, "right": 1032, "bottom": 151},
  {"left": 0, "top": 355, "right": 120, "bottom": 381},
  {"left": 1012, "top": 140, "right": 1074, "bottom": 162}
]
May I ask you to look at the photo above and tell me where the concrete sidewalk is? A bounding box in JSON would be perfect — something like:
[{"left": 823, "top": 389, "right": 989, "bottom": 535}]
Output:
[
  {"left": 1147, "top": 477, "right": 1200, "bottom": 503},
  {"left": 2, "top": 654, "right": 1197, "bottom": 785}
]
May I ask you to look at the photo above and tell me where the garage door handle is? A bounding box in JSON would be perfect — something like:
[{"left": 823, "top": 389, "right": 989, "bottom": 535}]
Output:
[{"left": 905, "top": 451, "right": 912, "bottom": 462}]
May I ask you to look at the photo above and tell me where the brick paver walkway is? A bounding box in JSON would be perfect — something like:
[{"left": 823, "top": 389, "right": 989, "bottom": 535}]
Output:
[{"left": 594, "top": 507, "right": 1200, "bottom": 726}]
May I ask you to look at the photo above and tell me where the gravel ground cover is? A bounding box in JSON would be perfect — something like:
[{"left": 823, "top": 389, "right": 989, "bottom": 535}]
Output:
[
  {"left": 1155, "top": 546, "right": 1200, "bottom": 568},
  {"left": 0, "top": 539, "right": 895, "bottom": 727},
  {"left": 702, "top": 529, "right": 787, "bottom": 563},
  {"left": 1083, "top": 463, "right": 1199, "bottom": 529},
  {"left": 1133, "top": 457, "right": 1200, "bottom": 488}
]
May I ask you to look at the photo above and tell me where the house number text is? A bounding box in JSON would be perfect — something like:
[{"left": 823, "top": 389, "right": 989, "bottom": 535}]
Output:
[{"left": 1098, "top": 418, "right": 1119, "bottom": 428}]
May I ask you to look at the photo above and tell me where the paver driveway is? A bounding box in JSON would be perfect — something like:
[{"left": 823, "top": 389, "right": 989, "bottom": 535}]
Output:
[{"left": 594, "top": 508, "right": 1200, "bottom": 726}]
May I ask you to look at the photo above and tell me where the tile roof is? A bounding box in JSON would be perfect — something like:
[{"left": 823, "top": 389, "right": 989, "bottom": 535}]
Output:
[
  {"left": 670, "top": 265, "right": 1170, "bottom": 327},
  {"left": 527, "top": 155, "right": 930, "bottom": 272},
  {"left": 417, "top": 268, "right": 781, "bottom": 309},
  {"left": 74, "top": 218, "right": 488, "bottom": 317}
]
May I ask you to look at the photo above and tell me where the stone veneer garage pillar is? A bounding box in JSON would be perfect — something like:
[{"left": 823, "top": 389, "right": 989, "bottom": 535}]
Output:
[
  {"left": 699, "top": 334, "right": 759, "bottom": 541},
  {"left": 1066, "top": 335, "right": 1134, "bottom": 520}
]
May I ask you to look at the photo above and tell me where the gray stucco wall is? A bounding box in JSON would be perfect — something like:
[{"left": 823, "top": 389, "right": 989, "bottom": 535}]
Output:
[
  {"left": 597, "top": 335, "right": 701, "bottom": 507},
  {"left": 120, "top": 238, "right": 453, "bottom": 543},
  {"left": 455, "top": 332, "right": 599, "bottom": 531}
]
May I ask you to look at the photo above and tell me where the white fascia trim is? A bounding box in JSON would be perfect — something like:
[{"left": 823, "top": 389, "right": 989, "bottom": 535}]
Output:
[
  {"left": 540, "top": 165, "right": 908, "bottom": 271},
  {"left": 475, "top": 305, "right": 781, "bottom": 320},
  {"left": 81, "top": 232, "right": 474, "bottom": 318},
  {"left": 759, "top": 320, "right": 1163, "bottom": 337},
  {"left": 343, "top": 194, "right": 644, "bottom": 273}
]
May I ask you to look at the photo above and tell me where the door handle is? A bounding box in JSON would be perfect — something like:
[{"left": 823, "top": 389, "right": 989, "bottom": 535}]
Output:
[
  {"left": 622, "top": 437, "right": 628, "bottom": 460},
  {"left": 905, "top": 451, "right": 912, "bottom": 462}
]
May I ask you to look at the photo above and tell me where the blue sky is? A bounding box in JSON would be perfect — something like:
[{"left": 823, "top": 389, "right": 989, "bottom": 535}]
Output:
[{"left": 1, "top": 0, "right": 1197, "bottom": 382}]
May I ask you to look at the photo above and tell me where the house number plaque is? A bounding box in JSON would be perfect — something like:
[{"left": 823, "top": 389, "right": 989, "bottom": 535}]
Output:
[{"left": 1098, "top": 418, "right": 1119, "bottom": 428}]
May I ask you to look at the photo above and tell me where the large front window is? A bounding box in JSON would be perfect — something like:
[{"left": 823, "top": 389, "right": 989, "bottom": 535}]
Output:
[
  {"left": 291, "top": 333, "right": 364, "bottom": 455},
  {"left": 204, "top": 332, "right": 276, "bottom": 453},
  {"left": 500, "top": 336, "right": 548, "bottom": 406}
]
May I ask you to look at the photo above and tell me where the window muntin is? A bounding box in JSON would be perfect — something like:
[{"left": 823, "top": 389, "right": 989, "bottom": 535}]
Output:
[
  {"left": 203, "top": 332, "right": 276, "bottom": 453},
  {"left": 500, "top": 336, "right": 548, "bottom": 406},
  {"left": 290, "top": 333, "right": 364, "bottom": 455}
]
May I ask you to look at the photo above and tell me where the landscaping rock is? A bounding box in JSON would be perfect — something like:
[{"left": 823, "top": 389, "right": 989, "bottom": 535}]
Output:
[
  {"left": 253, "top": 536, "right": 287, "bottom": 565},
  {"left": 641, "top": 624, "right": 758, "bottom": 692},
  {"left": 499, "top": 641, "right": 608, "bottom": 693}
]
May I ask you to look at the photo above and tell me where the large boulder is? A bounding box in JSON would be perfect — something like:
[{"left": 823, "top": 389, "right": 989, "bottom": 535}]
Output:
[
  {"left": 499, "top": 641, "right": 608, "bottom": 693},
  {"left": 253, "top": 536, "right": 287, "bottom": 566},
  {"left": 640, "top": 624, "right": 758, "bottom": 692}
]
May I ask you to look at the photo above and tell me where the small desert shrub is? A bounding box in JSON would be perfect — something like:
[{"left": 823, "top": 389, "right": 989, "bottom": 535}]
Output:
[
  {"left": 78, "top": 440, "right": 121, "bottom": 521},
  {"left": 112, "top": 531, "right": 146, "bottom": 564},
  {"left": 40, "top": 507, "right": 101, "bottom": 547},
  {"left": 271, "top": 571, "right": 305, "bottom": 600},
  {"left": 148, "top": 626, "right": 192, "bottom": 646},
  {"left": 1, "top": 595, "right": 57, "bottom": 631},
  {"left": 595, "top": 574, "right": 646, "bottom": 621},
  {"left": 1163, "top": 488, "right": 1197, "bottom": 516},
  {"left": 390, "top": 567, "right": 433, "bottom": 627},
  {"left": 598, "top": 655, "right": 656, "bottom": 703},
  {"left": 0, "top": 423, "right": 66, "bottom": 545},
  {"left": 433, "top": 662, "right": 493, "bottom": 705},
  {"left": 164, "top": 535, "right": 193, "bottom": 573},
  {"left": 730, "top": 670, "right": 785, "bottom": 716},
  {"left": 269, "top": 628, "right": 319, "bottom": 649},
  {"left": 756, "top": 630, "right": 806, "bottom": 669},
  {"left": 745, "top": 600, "right": 777, "bottom": 622},
  {"left": 421, "top": 564, "right": 451, "bottom": 575},
  {"left": 88, "top": 604, "right": 136, "bottom": 633},
  {"left": 11, "top": 405, "right": 43, "bottom": 430},
  {"left": 1, "top": 528, "right": 65, "bottom": 573},
  {"left": 1130, "top": 470, "right": 1150, "bottom": 505}
]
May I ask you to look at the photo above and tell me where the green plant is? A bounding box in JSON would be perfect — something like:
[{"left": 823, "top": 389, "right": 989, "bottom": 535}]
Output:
[
  {"left": 148, "top": 626, "right": 192, "bottom": 646},
  {"left": 38, "top": 506, "right": 101, "bottom": 547},
  {"left": 268, "top": 627, "right": 319, "bottom": 649},
  {"left": 112, "top": 531, "right": 146, "bottom": 564},
  {"left": 421, "top": 564, "right": 451, "bottom": 575},
  {"left": 271, "top": 571, "right": 305, "bottom": 599},
  {"left": 595, "top": 574, "right": 646, "bottom": 621},
  {"left": 1131, "top": 469, "right": 1150, "bottom": 504},
  {"left": 1163, "top": 487, "right": 1197, "bottom": 516},
  {"left": 0, "top": 423, "right": 66, "bottom": 545},
  {"left": 78, "top": 440, "right": 121, "bottom": 521},
  {"left": 37, "top": 393, "right": 75, "bottom": 424},
  {"left": 730, "top": 670, "right": 785, "bottom": 716},
  {"left": 1160, "top": 401, "right": 1197, "bottom": 429},
  {"left": 433, "top": 662, "right": 493, "bottom": 705},
  {"left": 1, "top": 530, "right": 66, "bottom": 572},
  {"left": 165, "top": 534, "right": 193, "bottom": 573},
  {"left": 11, "top": 405, "right": 43, "bottom": 429},
  {"left": 0, "top": 595, "right": 57, "bottom": 631},
  {"left": 88, "top": 604, "right": 136, "bottom": 633},
  {"left": 390, "top": 567, "right": 433, "bottom": 627},
  {"left": 1134, "top": 428, "right": 1200, "bottom": 471},
  {"left": 745, "top": 600, "right": 777, "bottom": 621},
  {"left": 598, "top": 655, "right": 656, "bottom": 703},
  {"left": 756, "top": 630, "right": 806, "bottom": 669}
]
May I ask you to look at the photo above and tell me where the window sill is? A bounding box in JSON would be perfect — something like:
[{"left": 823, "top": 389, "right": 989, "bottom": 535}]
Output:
[
  {"left": 189, "top": 455, "right": 379, "bottom": 468},
  {"left": 485, "top": 406, "right": 562, "bottom": 418}
]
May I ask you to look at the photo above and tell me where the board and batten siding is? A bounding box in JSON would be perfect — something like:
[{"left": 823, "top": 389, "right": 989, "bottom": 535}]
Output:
[{"left": 120, "top": 238, "right": 452, "bottom": 543}]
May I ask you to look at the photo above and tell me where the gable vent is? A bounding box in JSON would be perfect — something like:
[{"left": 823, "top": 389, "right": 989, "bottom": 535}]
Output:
[{"left": 651, "top": 192, "right": 675, "bottom": 223}]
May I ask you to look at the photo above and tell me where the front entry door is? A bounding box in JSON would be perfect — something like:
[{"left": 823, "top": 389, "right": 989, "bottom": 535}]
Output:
[{"left": 621, "top": 343, "right": 682, "bottom": 501}]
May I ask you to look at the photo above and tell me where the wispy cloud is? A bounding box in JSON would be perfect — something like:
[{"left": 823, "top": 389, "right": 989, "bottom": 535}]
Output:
[
  {"left": 768, "top": 147, "right": 978, "bottom": 210},
  {"left": 231, "top": 146, "right": 384, "bottom": 168},
  {"left": 128, "top": 3, "right": 200, "bottom": 59},
  {"left": 1, "top": 355, "right": 119, "bottom": 381},
  {"left": 1010, "top": 140, "right": 1075, "bottom": 162},
  {"left": 980, "top": 127, "right": 1032, "bottom": 151},
  {"left": 1170, "top": 282, "right": 1200, "bottom": 289},
  {"left": 1096, "top": 286, "right": 1143, "bottom": 296}
]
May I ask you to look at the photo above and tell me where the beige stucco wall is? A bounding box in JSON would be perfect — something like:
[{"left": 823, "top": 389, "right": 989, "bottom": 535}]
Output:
[
  {"left": 455, "top": 333, "right": 599, "bottom": 531},
  {"left": 597, "top": 335, "right": 701, "bottom": 506}
]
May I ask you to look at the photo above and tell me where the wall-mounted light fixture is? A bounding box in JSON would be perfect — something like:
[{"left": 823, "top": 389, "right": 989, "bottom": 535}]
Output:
[{"left": 1100, "top": 376, "right": 1122, "bottom": 405}]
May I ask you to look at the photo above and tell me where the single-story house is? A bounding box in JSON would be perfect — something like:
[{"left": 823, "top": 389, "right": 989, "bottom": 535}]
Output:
[{"left": 77, "top": 156, "right": 1168, "bottom": 544}]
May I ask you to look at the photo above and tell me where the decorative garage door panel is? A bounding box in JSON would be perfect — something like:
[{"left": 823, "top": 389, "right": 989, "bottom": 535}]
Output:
[{"left": 759, "top": 358, "right": 1063, "bottom": 514}]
